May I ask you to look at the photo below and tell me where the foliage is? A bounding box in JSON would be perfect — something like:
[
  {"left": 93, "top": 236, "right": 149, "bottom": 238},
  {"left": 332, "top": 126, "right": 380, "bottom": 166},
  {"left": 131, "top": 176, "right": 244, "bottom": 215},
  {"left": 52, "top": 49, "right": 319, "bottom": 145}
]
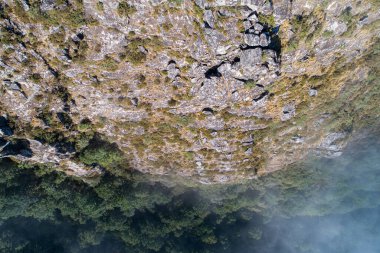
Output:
[
  {"left": 11, "top": 0, "right": 87, "bottom": 29},
  {"left": 77, "top": 118, "right": 93, "bottom": 132},
  {"left": 0, "top": 132, "right": 379, "bottom": 252},
  {"left": 120, "top": 38, "right": 147, "bottom": 65},
  {"left": 168, "top": 0, "right": 184, "bottom": 5},
  {"left": 97, "top": 55, "right": 119, "bottom": 71},
  {"left": 286, "top": 8, "right": 325, "bottom": 51},
  {"left": 79, "top": 136, "right": 125, "bottom": 169},
  {"left": 340, "top": 7, "right": 353, "bottom": 24},
  {"left": 258, "top": 13, "right": 276, "bottom": 27},
  {"left": 120, "top": 35, "right": 163, "bottom": 65},
  {"left": 96, "top": 1, "right": 104, "bottom": 12},
  {"left": 322, "top": 30, "right": 334, "bottom": 37},
  {"left": 48, "top": 27, "right": 66, "bottom": 45},
  {"left": 162, "top": 21, "right": 173, "bottom": 32},
  {"left": 244, "top": 80, "right": 257, "bottom": 89},
  {"left": 117, "top": 1, "right": 137, "bottom": 17}
]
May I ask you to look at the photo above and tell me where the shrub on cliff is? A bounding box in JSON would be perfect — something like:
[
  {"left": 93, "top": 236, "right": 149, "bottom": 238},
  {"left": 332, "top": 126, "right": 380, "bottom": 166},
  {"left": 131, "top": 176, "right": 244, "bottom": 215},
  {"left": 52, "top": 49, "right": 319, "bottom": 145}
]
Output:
[{"left": 79, "top": 136, "right": 125, "bottom": 169}]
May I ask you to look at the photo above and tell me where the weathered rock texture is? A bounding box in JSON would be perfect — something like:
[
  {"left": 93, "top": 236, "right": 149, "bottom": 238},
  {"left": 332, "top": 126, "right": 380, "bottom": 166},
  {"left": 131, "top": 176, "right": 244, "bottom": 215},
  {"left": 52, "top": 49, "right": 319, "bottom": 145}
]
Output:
[{"left": 1, "top": 0, "right": 380, "bottom": 183}]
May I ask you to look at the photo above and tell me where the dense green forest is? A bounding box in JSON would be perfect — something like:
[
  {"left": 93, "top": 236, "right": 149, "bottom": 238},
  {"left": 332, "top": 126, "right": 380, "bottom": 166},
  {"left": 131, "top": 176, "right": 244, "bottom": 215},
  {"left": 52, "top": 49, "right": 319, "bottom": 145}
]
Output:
[{"left": 0, "top": 134, "right": 379, "bottom": 253}]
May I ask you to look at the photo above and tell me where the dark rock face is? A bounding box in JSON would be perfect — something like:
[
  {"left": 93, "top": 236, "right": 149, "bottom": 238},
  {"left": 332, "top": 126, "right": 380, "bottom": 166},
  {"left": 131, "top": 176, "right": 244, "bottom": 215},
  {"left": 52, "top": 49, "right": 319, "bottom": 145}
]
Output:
[
  {"left": 54, "top": 141, "right": 76, "bottom": 154},
  {"left": 0, "top": 116, "right": 13, "bottom": 136},
  {"left": 0, "top": 139, "right": 32, "bottom": 158}
]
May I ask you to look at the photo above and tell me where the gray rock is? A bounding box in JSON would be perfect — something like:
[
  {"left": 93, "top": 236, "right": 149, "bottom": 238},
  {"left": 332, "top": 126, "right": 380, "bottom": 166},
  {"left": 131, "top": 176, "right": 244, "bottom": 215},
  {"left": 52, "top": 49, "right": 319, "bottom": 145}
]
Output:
[
  {"left": 138, "top": 46, "right": 148, "bottom": 54},
  {"left": 243, "top": 20, "right": 252, "bottom": 30},
  {"left": 217, "top": 62, "right": 231, "bottom": 76},
  {"left": 20, "top": 0, "right": 30, "bottom": 11},
  {"left": 71, "top": 33, "right": 82, "bottom": 43},
  {"left": 59, "top": 49, "right": 71, "bottom": 62},
  {"left": 40, "top": 0, "right": 57, "bottom": 11},
  {"left": 229, "top": 119, "right": 267, "bottom": 131},
  {"left": 204, "top": 10, "right": 215, "bottom": 28},
  {"left": 202, "top": 108, "right": 214, "bottom": 115},
  {"left": 235, "top": 47, "right": 278, "bottom": 82},
  {"left": 3, "top": 80, "right": 22, "bottom": 91},
  {"left": 358, "top": 15, "right": 370, "bottom": 26},
  {"left": 254, "top": 23, "right": 264, "bottom": 33},
  {"left": 244, "top": 147, "right": 253, "bottom": 155},
  {"left": 291, "top": 135, "right": 304, "bottom": 144},
  {"left": 197, "top": 116, "right": 225, "bottom": 131},
  {"left": 195, "top": 0, "right": 206, "bottom": 8},
  {"left": 193, "top": 77, "right": 229, "bottom": 106},
  {"left": 247, "top": 13, "right": 258, "bottom": 23},
  {"left": 217, "top": 7, "right": 235, "bottom": 17},
  {"left": 326, "top": 20, "right": 348, "bottom": 35},
  {"left": 273, "top": 1, "right": 290, "bottom": 21},
  {"left": 241, "top": 135, "right": 254, "bottom": 146},
  {"left": 244, "top": 34, "right": 260, "bottom": 46},
  {"left": 240, "top": 48, "right": 262, "bottom": 67},
  {"left": 259, "top": 33, "right": 270, "bottom": 47},
  {"left": 15, "top": 50, "right": 28, "bottom": 63},
  {"left": 309, "top": 88, "right": 318, "bottom": 97},
  {"left": 209, "top": 138, "right": 231, "bottom": 152},
  {"left": 281, "top": 104, "right": 296, "bottom": 121},
  {"left": 216, "top": 45, "right": 231, "bottom": 55},
  {"left": 167, "top": 63, "right": 180, "bottom": 79},
  {"left": 131, "top": 97, "right": 138, "bottom": 106},
  {"left": 173, "top": 80, "right": 184, "bottom": 88},
  {"left": 318, "top": 132, "right": 347, "bottom": 157}
]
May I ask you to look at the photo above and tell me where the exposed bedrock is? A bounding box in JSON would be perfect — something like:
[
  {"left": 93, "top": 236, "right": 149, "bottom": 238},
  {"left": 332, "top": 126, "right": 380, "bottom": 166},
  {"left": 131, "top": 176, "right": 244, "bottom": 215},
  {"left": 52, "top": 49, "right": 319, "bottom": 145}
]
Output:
[{"left": 0, "top": 0, "right": 379, "bottom": 183}]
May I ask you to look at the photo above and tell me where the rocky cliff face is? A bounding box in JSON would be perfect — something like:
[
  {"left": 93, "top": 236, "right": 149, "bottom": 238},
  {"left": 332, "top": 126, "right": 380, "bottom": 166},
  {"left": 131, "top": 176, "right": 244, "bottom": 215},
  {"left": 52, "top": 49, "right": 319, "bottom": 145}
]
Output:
[{"left": 1, "top": 0, "right": 380, "bottom": 183}]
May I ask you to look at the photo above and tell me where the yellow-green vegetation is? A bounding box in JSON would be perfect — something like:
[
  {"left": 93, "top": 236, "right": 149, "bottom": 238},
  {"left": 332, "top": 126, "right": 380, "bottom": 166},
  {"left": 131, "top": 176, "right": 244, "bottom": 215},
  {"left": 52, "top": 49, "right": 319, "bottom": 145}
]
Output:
[
  {"left": 117, "top": 1, "right": 137, "bottom": 18},
  {"left": 172, "top": 114, "right": 195, "bottom": 127},
  {"left": 0, "top": 22, "right": 23, "bottom": 45},
  {"left": 340, "top": 7, "right": 361, "bottom": 37},
  {"left": 284, "top": 7, "right": 325, "bottom": 52},
  {"left": 96, "top": 55, "right": 119, "bottom": 71},
  {"left": 340, "top": 6, "right": 354, "bottom": 24},
  {"left": 77, "top": 118, "right": 93, "bottom": 132},
  {"left": 29, "top": 73, "right": 42, "bottom": 83},
  {"left": 121, "top": 36, "right": 164, "bottom": 65},
  {"left": 168, "top": 49, "right": 184, "bottom": 59},
  {"left": 192, "top": 2, "right": 204, "bottom": 20},
  {"left": 255, "top": 39, "right": 380, "bottom": 161},
  {"left": 168, "top": 0, "right": 184, "bottom": 5},
  {"left": 96, "top": 1, "right": 104, "bottom": 12},
  {"left": 11, "top": 0, "right": 87, "bottom": 29},
  {"left": 322, "top": 30, "right": 334, "bottom": 37},
  {"left": 258, "top": 13, "right": 276, "bottom": 27},
  {"left": 69, "top": 39, "right": 89, "bottom": 62},
  {"left": 79, "top": 137, "right": 126, "bottom": 169},
  {"left": 236, "top": 19, "right": 245, "bottom": 33},
  {"left": 219, "top": 110, "right": 235, "bottom": 122},
  {"left": 162, "top": 21, "right": 174, "bottom": 32},
  {"left": 185, "top": 56, "right": 197, "bottom": 64},
  {"left": 192, "top": 19, "right": 204, "bottom": 37},
  {"left": 48, "top": 27, "right": 66, "bottom": 46},
  {"left": 244, "top": 80, "right": 257, "bottom": 89}
]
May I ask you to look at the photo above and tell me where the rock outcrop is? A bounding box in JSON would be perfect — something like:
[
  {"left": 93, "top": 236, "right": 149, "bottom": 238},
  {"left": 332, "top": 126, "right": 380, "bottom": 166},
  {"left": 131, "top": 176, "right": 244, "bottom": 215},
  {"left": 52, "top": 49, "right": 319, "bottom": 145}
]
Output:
[{"left": 0, "top": 0, "right": 379, "bottom": 183}]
